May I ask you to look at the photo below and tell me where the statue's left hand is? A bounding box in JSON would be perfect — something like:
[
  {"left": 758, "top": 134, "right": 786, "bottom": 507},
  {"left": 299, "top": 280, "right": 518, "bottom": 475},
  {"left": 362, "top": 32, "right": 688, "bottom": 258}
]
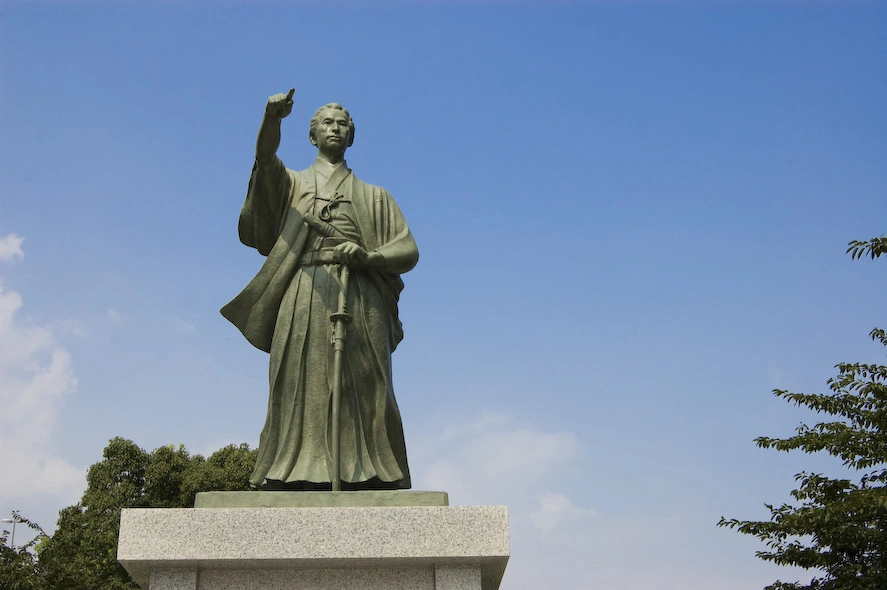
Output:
[{"left": 333, "top": 242, "right": 383, "bottom": 268}]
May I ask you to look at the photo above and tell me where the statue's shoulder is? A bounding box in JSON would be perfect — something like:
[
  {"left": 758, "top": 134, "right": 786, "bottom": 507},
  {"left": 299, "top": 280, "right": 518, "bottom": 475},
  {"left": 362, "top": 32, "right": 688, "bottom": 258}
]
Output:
[{"left": 349, "top": 172, "right": 390, "bottom": 199}]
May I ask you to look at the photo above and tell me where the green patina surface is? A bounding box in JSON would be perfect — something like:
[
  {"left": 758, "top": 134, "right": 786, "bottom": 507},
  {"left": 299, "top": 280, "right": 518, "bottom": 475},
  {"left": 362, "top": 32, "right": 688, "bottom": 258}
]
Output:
[{"left": 222, "top": 90, "right": 418, "bottom": 491}]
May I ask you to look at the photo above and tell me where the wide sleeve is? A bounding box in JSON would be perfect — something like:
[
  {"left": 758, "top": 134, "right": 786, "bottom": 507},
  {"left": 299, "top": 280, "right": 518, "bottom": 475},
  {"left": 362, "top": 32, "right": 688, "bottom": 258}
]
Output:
[
  {"left": 370, "top": 187, "right": 419, "bottom": 274},
  {"left": 237, "top": 156, "right": 298, "bottom": 256},
  {"left": 352, "top": 183, "right": 419, "bottom": 351},
  {"left": 222, "top": 158, "right": 310, "bottom": 352},
  {"left": 221, "top": 196, "right": 311, "bottom": 353}
]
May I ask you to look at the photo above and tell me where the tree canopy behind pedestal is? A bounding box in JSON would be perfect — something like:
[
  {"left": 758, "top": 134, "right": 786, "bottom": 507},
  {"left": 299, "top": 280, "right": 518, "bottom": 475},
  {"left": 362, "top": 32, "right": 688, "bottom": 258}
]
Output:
[{"left": 10, "top": 438, "right": 256, "bottom": 590}]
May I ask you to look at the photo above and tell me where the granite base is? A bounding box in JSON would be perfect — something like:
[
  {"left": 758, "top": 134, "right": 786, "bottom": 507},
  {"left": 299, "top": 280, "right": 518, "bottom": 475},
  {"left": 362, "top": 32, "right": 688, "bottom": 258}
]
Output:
[{"left": 117, "top": 504, "right": 508, "bottom": 590}]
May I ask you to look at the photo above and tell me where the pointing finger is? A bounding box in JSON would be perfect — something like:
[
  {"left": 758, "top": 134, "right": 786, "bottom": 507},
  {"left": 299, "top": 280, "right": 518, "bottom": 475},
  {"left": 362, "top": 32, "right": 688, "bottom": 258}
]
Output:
[{"left": 286, "top": 88, "right": 295, "bottom": 101}]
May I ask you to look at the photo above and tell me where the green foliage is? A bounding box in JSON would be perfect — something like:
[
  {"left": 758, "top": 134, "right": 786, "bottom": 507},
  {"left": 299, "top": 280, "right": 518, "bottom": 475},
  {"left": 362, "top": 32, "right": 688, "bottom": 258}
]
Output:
[
  {"left": 34, "top": 438, "right": 256, "bottom": 590},
  {"left": 0, "top": 512, "right": 47, "bottom": 590},
  {"left": 847, "top": 236, "right": 887, "bottom": 260},
  {"left": 719, "top": 238, "right": 887, "bottom": 590}
]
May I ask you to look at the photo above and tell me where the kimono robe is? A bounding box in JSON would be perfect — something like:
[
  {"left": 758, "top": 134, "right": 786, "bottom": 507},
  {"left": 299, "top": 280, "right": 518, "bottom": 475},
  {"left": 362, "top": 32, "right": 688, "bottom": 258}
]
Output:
[{"left": 221, "top": 155, "right": 418, "bottom": 488}]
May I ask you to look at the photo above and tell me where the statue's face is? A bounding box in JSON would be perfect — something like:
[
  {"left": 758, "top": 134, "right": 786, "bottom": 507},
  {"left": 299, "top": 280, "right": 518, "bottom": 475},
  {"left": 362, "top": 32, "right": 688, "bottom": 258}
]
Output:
[{"left": 312, "top": 108, "right": 352, "bottom": 155}]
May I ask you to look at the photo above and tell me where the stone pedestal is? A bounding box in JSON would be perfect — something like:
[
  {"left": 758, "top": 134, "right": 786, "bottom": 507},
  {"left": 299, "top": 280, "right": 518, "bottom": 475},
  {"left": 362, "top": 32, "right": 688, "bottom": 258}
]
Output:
[{"left": 117, "top": 501, "right": 509, "bottom": 590}]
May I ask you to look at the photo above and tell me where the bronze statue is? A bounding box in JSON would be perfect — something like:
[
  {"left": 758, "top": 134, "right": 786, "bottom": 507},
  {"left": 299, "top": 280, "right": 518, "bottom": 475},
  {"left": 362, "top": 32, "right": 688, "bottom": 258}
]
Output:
[{"left": 222, "top": 89, "right": 418, "bottom": 490}]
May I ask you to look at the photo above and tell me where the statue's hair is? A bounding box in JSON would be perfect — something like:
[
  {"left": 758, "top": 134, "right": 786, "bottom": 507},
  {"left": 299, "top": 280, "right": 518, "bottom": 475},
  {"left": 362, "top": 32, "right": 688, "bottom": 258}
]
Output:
[{"left": 309, "top": 103, "right": 355, "bottom": 148}]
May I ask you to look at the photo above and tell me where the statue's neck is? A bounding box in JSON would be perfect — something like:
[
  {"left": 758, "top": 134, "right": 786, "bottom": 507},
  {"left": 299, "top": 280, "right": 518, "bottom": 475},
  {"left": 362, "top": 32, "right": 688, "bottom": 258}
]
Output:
[{"left": 317, "top": 151, "right": 346, "bottom": 166}]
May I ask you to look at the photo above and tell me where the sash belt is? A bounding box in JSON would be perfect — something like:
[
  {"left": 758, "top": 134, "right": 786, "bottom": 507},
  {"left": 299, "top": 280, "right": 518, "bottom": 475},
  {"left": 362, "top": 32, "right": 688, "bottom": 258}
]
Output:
[
  {"left": 299, "top": 249, "right": 338, "bottom": 266},
  {"left": 299, "top": 237, "right": 352, "bottom": 266}
]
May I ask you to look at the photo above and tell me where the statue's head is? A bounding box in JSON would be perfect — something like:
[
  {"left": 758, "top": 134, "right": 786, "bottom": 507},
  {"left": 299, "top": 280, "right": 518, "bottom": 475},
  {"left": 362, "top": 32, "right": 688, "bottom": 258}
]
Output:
[{"left": 309, "top": 103, "right": 355, "bottom": 149}]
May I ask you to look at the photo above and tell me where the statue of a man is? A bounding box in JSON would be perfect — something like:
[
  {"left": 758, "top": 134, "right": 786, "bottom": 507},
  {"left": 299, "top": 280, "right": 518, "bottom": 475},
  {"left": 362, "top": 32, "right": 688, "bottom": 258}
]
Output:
[{"left": 221, "top": 89, "right": 418, "bottom": 490}]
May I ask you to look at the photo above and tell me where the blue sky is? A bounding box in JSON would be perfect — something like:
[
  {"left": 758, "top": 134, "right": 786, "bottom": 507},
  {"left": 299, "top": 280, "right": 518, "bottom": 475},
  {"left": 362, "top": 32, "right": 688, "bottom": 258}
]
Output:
[{"left": 1, "top": 1, "right": 885, "bottom": 588}]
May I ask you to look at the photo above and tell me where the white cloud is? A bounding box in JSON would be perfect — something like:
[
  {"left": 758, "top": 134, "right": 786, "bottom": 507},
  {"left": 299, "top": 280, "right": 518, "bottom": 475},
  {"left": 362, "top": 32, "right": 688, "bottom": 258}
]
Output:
[
  {"left": 412, "top": 411, "right": 583, "bottom": 504},
  {"left": 412, "top": 411, "right": 812, "bottom": 590},
  {"left": 0, "top": 234, "right": 24, "bottom": 263},
  {"left": 0, "top": 278, "right": 84, "bottom": 507},
  {"left": 107, "top": 308, "right": 124, "bottom": 323},
  {"left": 439, "top": 411, "right": 512, "bottom": 441},
  {"left": 55, "top": 318, "right": 89, "bottom": 339},
  {"left": 170, "top": 317, "right": 196, "bottom": 334},
  {"left": 411, "top": 412, "right": 606, "bottom": 586},
  {"left": 529, "top": 491, "right": 599, "bottom": 532}
]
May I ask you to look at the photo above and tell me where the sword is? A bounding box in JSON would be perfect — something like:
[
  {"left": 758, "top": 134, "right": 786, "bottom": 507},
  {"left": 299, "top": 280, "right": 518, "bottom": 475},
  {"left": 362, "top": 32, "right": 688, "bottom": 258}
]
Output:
[{"left": 329, "top": 264, "right": 352, "bottom": 491}]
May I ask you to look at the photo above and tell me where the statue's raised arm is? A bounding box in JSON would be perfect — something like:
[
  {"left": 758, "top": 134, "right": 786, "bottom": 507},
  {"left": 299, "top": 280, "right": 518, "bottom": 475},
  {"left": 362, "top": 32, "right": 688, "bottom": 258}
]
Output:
[{"left": 256, "top": 88, "right": 294, "bottom": 165}]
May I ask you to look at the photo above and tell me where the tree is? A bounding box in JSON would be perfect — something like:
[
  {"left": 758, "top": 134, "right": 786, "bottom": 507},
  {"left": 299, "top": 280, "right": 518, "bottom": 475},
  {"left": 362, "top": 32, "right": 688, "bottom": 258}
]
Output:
[
  {"left": 0, "top": 512, "right": 46, "bottom": 590},
  {"left": 719, "top": 237, "right": 887, "bottom": 590},
  {"left": 36, "top": 438, "right": 256, "bottom": 590}
]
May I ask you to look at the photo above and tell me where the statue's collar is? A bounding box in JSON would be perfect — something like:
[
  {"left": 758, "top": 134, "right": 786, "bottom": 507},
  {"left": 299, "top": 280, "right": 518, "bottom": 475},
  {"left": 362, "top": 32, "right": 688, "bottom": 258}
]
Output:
[
  {"left": 313, "top": 157, "right": 349, "bottom": 176},
  {"left": 312, "top": 158, "right": 352, "bottom": 202}
]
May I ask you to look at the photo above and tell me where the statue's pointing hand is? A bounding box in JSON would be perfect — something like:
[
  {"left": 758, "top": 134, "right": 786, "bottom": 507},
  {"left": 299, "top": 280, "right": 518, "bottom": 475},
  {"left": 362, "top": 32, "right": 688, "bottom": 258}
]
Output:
[{"left": 266, "top": 88, "right": 295, "bottom": 119}]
